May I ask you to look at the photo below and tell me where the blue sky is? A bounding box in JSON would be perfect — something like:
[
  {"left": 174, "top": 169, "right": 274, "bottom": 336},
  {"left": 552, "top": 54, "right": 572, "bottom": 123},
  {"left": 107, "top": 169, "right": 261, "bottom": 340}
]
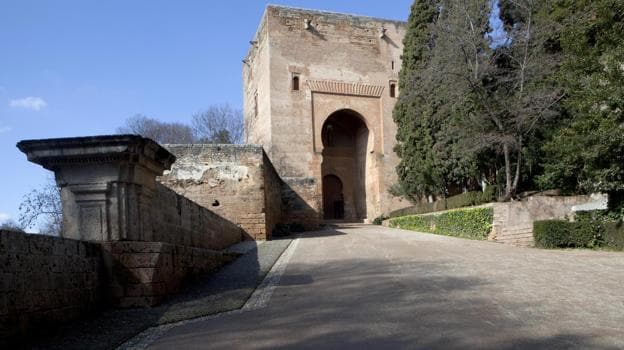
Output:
[{"left": 0, "top": 0, "right": 413, "bottom": 227}]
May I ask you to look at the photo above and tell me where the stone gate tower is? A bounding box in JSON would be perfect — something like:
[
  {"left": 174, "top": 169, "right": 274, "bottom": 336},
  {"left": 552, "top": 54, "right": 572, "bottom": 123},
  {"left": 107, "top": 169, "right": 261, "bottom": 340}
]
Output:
[{"left": 244, "top": 5, "right": 409, "bottom": 224}]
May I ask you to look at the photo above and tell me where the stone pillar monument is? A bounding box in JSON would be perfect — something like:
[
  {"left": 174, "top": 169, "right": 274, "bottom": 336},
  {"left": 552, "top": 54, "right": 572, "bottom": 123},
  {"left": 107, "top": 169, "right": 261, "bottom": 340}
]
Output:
[{"left": 17, "top": 135, "right": 176, "bottom": 242}]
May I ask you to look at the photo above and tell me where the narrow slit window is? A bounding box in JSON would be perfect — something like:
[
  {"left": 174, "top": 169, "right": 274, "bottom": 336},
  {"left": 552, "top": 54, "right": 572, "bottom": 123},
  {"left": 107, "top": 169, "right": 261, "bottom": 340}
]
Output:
[
  {"left": 292, "top": 75, "right": 300, "bottom": 91},
  {"left": 389, "top": 83, "right": 396, "bottom": 98},
  {"left": 391, "top": 60, "right": 395, "bottom": 70}
]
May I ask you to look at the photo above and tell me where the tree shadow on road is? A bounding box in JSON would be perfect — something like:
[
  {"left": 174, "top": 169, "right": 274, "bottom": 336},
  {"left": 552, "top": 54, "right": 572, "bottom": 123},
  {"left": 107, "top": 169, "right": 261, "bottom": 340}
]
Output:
[{"left": 150, "top": 255, "right": 622, "bottom": 350}]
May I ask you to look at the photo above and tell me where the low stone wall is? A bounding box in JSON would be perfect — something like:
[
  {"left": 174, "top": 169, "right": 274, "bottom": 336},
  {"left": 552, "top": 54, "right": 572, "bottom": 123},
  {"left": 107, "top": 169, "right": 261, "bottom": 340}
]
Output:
[
  {"left": 160, "top": 144, "right": 282, "bottom": 240},
  {"left": 492, "top": 195, "right": 597, "bottom": 246},
  {"left": 101, "top": 241, "right": 237, "bottom": 308},
  {"left": 0, "top": 230, "right": 105, "bottom": 343}
]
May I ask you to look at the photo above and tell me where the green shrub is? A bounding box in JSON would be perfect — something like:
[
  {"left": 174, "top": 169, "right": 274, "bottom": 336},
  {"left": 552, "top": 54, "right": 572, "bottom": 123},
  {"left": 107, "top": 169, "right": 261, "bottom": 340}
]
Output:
[
  {"left": 533, "top": 220, "right": 603, "bottom": 248},
  {"left": 435, "top": 207, "right": 493, "bottom": 239},
  {"left": 388, "top": 187, "right": 497, "bottom": 218},
  {"left": 602, "top": 222, "right": 624, "bottom": 251},
  {"left": 388, "top": 207, "right": 493, "bottom": 240},
  {"left": 372, "top": 215, "right": 389, "bottom": 225},
  {"left": 445, "top": 186, "right": 497, "bottom": 211},
  {"left": 534, "top": 220, "right": 572, "bottom": 248},
  {"left": 389, "top": 214, "right": 434, "bottom": 232}
]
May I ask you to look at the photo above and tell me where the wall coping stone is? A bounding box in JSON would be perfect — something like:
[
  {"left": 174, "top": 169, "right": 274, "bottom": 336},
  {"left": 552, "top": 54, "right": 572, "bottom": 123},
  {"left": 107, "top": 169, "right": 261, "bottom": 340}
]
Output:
[{"left": 17, "top": 134, "right": 176, "bottom": 174}]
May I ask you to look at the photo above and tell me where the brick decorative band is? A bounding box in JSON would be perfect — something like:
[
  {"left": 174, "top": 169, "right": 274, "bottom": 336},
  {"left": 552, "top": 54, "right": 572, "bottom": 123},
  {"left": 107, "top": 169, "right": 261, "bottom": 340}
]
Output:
[{"left": 307, "top": 80, "right": 384, "bottom": 97}]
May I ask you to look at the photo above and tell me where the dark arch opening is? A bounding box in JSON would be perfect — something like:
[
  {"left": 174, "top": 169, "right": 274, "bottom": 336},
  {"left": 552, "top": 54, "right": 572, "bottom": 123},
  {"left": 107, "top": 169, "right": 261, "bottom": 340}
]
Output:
[
  {"left": 321, "top": 109, "right": 369, "bottom": 221},
  {"left": 322, "top": 175, "right": 344, "bottom": 220}
]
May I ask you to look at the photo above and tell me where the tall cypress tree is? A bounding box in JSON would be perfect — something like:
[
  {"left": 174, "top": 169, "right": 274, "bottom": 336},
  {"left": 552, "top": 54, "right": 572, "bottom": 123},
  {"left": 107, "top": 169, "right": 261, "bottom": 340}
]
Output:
[{"left": 392, "top": 0, "right": 441, "bottom": 202}]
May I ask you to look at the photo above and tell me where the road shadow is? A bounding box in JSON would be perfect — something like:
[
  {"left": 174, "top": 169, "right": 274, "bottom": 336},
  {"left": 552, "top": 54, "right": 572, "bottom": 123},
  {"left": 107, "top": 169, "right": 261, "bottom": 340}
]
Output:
[{"left": 150, "top": 255, "right": 623, "bottom": 350}]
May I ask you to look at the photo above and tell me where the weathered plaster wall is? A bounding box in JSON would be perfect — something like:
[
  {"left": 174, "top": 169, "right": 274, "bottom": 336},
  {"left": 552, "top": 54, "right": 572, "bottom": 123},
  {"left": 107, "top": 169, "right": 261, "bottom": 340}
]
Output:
[
  {"left": 160, "top": 144, "right": 281, "bottom": 240},
  {"left": 0, "top": 230, "right": 105, "bottom": 344},
  {"left": 244, "top": 5, "right": 411, "bottom": 222}
]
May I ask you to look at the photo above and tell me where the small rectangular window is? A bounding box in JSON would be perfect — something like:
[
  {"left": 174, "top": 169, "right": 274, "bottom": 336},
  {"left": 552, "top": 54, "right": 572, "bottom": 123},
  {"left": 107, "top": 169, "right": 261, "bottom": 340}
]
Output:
[
  {"left": 389, "top": 83, "right": 396, "bottom": 98},
  {"left": 292, "top": 75, "right": 300, "bottom": 91}
]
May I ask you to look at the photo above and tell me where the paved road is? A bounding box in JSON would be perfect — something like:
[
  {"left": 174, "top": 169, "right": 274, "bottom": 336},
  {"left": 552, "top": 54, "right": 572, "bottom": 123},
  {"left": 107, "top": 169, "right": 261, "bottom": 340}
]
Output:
[{"left": 148, "top": 224, "right": 624, "bottom": 349}]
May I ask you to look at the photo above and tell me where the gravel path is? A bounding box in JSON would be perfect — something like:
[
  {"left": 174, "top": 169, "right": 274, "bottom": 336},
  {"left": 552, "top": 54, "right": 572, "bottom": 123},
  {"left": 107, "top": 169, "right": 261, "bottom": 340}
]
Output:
[{"left": 148, "top": 224, "right": 624, "bottom": 350}]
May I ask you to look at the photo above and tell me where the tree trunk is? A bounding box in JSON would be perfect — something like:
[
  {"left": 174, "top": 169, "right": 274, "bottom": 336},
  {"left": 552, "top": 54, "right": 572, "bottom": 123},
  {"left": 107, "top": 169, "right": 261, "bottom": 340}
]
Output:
[{"left": 503, "top": 142, "right": 512, "bottom": 200}]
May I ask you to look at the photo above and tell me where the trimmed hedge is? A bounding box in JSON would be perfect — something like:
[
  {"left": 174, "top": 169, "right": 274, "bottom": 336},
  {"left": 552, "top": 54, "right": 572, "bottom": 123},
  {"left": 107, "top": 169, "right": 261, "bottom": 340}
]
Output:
[
  {"left": 533, "top": 220, "right": 598, "bottom": 248},
  {"left": 603, "top": 222, "right": 624, "bottom": 250},
  {"left": 533, "top": 214, "right": 624, "bottom": 250},
  {"left": 388, "top": 207, "right": 493, "bottom": 240},
  {"left": 388, "top": 186, "right": 496, "bottom": 218}
]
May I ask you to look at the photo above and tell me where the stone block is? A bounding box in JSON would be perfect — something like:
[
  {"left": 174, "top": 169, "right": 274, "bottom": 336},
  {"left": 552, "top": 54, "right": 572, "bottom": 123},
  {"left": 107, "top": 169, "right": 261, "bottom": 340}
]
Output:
[
  {"left": 117, "top": 252, "right": 166, "bottom": 269},
  {"left": 0, "top": 231, "right": 28, "bottom": 254}
]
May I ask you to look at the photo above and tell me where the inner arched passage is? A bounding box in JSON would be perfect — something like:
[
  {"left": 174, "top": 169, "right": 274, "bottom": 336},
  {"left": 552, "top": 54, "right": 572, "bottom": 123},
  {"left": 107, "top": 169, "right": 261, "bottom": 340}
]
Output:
[{"left": 321, "top": 109, "right": 369, "bottom": 221}]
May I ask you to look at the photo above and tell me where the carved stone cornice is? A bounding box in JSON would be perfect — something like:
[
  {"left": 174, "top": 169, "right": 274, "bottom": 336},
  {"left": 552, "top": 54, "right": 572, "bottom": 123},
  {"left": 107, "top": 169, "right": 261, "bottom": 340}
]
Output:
[
  {"left": 307, "top": 80, "right": 384, "bottom": 97},
  {"left": 17, "top": 134, "right": 176, "bottom": 175}
]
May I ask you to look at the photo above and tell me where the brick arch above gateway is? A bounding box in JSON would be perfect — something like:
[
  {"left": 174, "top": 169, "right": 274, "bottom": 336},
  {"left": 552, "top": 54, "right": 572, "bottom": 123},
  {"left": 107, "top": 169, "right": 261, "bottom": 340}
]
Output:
[{"left": 312, "top": 93, "right": 381, "bottom": 155}]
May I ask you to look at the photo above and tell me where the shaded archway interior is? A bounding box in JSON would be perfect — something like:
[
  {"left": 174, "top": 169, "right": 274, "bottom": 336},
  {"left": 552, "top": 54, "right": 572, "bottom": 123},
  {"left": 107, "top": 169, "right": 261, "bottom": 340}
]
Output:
[{"left": 321, "top": 109, "right": 369, "bottom": 221}]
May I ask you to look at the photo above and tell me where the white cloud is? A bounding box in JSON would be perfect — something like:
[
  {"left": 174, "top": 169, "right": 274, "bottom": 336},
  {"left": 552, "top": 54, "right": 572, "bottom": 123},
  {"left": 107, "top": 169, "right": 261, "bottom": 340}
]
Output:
[
  {"left": 0, "top": 125, "right": 10, "bottom": 134},
  {"left": 0, "top": 212, "right": 10, "bottom": 223},
  {"left": 9, "top": 96, "right": 47, "bottom": 111}
]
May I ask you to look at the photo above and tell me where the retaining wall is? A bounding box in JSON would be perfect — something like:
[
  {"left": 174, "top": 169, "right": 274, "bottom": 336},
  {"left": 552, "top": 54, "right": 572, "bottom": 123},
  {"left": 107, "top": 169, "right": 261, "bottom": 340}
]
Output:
[
  {"left": 492, "top": 195, "right": 598, "bottom": 246},
  {"left": 0, "top": 230, "right": 105, "bottom": 343}
]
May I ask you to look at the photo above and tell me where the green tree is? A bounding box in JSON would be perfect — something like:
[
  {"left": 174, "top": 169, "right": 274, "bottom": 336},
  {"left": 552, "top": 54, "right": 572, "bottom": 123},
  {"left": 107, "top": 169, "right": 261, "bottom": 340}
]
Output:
[
  {"left": 539, "top": 0, "right": 624, "bottom": 194},
  {"left": 392, "top": 0, "right": 444, "bottom": 201}
]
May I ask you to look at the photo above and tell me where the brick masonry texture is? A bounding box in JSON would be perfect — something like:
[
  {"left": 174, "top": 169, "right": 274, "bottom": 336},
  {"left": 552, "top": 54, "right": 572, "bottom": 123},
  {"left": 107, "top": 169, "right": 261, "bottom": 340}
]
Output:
[
  {"left": 152, "top": 183, "right": 244, "bottom": 249},
  {"left": 0, "top": 230, "right": 105, "bottom": 343},
  {"left": 243, "top": 5, "right": 412, "bottom": 222},
  {"left": 160, "top": 144, "right": 283, "bottom": 240}
]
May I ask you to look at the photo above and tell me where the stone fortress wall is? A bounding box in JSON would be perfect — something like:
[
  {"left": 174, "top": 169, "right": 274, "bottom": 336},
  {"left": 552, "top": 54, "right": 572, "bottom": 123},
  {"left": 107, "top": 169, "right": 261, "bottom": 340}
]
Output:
[
  {"left": 159, "top": 144, "right": 283, "bottom": 240},
  {"left": 244, "top": 5, "right": 412, "bottom": 223}
]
